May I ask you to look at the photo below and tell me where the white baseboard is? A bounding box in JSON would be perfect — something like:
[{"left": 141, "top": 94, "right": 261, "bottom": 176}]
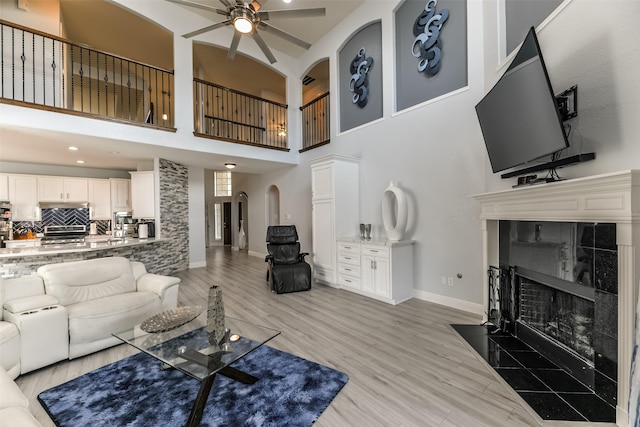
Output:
[
  {"left": 413, "top": 290, "right": 484, "bottom": 316},
  {"left": 189, "top": 261, "right": 206, "bottom": 269},
  {"left": 248, "top": 250, "right": 265, "bottom": 259}
]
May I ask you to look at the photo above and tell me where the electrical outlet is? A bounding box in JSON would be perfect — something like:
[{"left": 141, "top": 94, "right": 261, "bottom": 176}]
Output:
[{"left": 447, "top": 277, "right": 454, "bottom": 287}]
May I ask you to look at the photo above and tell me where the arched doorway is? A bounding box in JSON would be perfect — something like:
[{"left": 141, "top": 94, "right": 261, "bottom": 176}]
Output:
[{"left": 266, "top": 185, "right": 280, "bottom": 226}]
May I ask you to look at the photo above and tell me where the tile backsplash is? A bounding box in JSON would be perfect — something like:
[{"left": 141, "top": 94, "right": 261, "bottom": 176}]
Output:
[{"left": 13, "top": 208, "right": 110, "bottom": 235}]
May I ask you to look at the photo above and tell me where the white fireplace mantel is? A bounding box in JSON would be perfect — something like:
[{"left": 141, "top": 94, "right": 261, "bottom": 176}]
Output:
[{"left": 473, "top": 170, "right": 639, "bottom": 427}]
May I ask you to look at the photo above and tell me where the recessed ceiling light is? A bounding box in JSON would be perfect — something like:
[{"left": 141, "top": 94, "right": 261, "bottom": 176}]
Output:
[
  {"left": 283, "top": 0, "right": 292, "bottom": 3},
  {"left": 68, "top": 146, "right": 79, "bottom": 151},
  {"left": 110, "top": 151, "right": 120, "bottom": 155},
  {"left": 76, "top": 160, "right": 85, "bottom": 164}
]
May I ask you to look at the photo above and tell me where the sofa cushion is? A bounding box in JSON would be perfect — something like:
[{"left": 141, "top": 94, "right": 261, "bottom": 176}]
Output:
[
  {"left": 38, "top": 257, "right": 137, "bottom": 306},
  {"left": 0, "top": 366, "right": 28, "bottom": 409},
  {"left": 0, "top": 276, "right": 46, "bottom": 320},
  {"left": 0, "top": 407, "right": 41, "bottom": 426},
  {"left": 0, "top": 321, "right": 20, "bottom": 378},
  {"left": 66, "top": 292, "right": 161, "bottom": 344}
]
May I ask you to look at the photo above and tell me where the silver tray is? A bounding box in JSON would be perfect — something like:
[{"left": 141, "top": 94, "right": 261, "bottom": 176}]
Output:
[{"left": 140, "top": 305, "right": 203, "bottom": 333}]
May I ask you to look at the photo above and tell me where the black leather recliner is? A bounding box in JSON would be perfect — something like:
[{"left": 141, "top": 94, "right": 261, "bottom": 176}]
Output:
[{"left": 265, "top": 225, "right": 311, "bottom": 294}]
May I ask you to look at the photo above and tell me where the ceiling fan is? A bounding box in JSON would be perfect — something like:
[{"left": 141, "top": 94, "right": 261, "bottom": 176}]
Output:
[{"left": 169, "top": 0, "right": 326, "bottom": 64}]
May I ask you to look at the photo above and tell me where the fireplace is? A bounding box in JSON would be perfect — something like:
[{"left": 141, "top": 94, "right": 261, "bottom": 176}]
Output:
[
  {"left": 494, "top": 220, "right": 619, "bottom": 387},
  {"left": 519, "top": 276, "right": 594, "bottom": 361},
  {"left": 473, "top": 170, "right": 639, "bottom": 426}
]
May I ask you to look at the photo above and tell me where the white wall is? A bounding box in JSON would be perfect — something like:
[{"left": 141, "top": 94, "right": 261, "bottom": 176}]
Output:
[
  {"left": 188, "top": 166, "right": 206, "bottom": 268},
  {"left": 481, "top": 0, "right": 640, "bottom": 192},
  {"left": 235, "top": 0, "right": 487, "bottom": 310}
]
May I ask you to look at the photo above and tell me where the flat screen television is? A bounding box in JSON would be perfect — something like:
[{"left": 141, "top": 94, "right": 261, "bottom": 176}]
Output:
[{"left": 475, "top": 27, "right": 569, "bottom": 174}]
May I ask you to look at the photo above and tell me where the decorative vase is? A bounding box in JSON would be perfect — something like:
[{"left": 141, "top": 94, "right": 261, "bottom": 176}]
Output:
[
  {"left": 364, "top": 224, "right": 372, "bottom": 240},
  {"left": 360, "top": 223, "right": 366, "bottom": 240},
  {"left": 238, "top": 219, "right": 246, "bottom": 250},
  {"left": 382, "top": 181, "right": 408, "bottom": 241},
  {"left": 207, "top": 285, "right": 227, "bottom": 346}
]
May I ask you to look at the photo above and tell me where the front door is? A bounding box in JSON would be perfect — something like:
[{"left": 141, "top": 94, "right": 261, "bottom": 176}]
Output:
[{"left": 223, "top": 202, "right": 231, "bottom": 245}]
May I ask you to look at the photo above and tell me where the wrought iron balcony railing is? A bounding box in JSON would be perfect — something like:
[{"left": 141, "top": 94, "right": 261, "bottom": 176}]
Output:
[
  {"left": 194, "top": 78, "right": 288, "bottom": 150},
  {"left": 0, "top": 20, "right": 174, "bottom": 129},
  {"left": 300, "top": 91, "right": 330, "bottom": 152}
]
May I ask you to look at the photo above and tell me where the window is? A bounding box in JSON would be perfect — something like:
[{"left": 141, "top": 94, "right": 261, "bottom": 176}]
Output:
[
  {"left": 214, "top": 171, "right": 232, "bottom": 197},
  {"left": 214, "top": 203, "right": 222, "bottom": 240}
]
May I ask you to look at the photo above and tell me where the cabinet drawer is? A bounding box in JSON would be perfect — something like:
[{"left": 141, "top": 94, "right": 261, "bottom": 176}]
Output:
[
  {"left": 338, "top": 263, "right": 360, "bottom": 278},
  {"left": 338, "top": 275, "right": 360, "bottom": 289},
  {"left": 313, "top": 266, "right": 333, "bottom": 281},
  {"left": 362, "top": 245, "right": 390, "bottom": 257},
  {"left": 337, "top": 253, "right": 360, "bottom": 266},
  {"left": 337, "top": 241, "right": 360, "bottom": 254}
]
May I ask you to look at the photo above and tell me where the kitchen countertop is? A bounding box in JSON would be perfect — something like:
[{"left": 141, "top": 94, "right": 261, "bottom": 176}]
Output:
[{"left": 0, "top": 237, "right": 166, "bottom": 258}]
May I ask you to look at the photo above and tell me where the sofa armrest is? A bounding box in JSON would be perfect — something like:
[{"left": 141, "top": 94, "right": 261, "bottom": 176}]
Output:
[
  {"left": 3, "top": 295, "right": 59, "bottom": 315},
  {"left": 136, "top": 274, "right": 180, "bottom": 300}
]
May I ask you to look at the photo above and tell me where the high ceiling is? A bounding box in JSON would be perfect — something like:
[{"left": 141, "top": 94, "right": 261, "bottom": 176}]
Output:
[{"left": 1, "top": 0, "right": 364, "bottom": 173}]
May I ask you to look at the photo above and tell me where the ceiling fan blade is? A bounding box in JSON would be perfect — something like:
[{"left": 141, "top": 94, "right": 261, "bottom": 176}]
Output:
[
  {"left": 260, "top": 8, "right": 325, "bottom": 20},
  {"left": 258, "top": 22, "right": 311, "bottom": 49},
  {"left": 218, "top": 0, "right": 232, "bottom": 7},
  {"left": 227, "top": 31, "right": 242, "bottom": 60},
  {"left": 182, "top": 20, "right": 231, "bottom": 38},
  {"left": 252, "top": 31, "right": 277, "bottom": 64},
  {"left": 167, "top": 0, "right": 222, "bottom": 14}
]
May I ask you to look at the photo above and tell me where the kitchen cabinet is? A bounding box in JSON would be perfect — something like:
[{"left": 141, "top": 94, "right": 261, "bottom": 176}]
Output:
[
  {"left": 110, "top": 179, "right": 131, "bottom": 212},
  {"left": 129, "top": 171, "right": 155, "bottom": 218},
  {"left": 0, "top": 174, "right": 8, "bottom": 201},
  {"left": 87, "top": 179, "right": 111, "bottom": 220},
  {"left": 38, "top": 177, "right": 88, "bottom": 202},
  {"left": 310, "top": 155, "right": 359, "bottom": 286},
  {"left": 337, "top": 238, "right": 415, "bottom": 305},
  {"left": 8, "top": 175, "right": 39, "bottom": 221}
]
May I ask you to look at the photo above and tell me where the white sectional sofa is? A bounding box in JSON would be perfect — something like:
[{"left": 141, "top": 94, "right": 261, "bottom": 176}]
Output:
[{"left": 0, "top": 256, "right": 180, "bottom": 377}]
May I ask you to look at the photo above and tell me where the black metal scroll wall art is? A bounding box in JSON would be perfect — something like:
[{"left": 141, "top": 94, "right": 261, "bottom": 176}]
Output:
[
  {"left": 349, "top": 47, "right": 374, "bottom": 108},
  {"left": 412, "top": 0, "right": 449, "bottom": 76}
]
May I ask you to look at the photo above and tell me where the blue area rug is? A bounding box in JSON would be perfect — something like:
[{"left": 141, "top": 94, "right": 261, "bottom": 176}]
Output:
[{"left": 38, "top": 345, "right": 348, "bottom": 427}]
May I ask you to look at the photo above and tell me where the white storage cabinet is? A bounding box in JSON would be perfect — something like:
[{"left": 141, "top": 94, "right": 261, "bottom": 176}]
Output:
[
  {"left": 129, "top": 171, "right": 155, "bottom": 219},
  {"left": 38, "top": 177, "right": 88, "bottom": 202},
  {"left": 87, "top": 179, "right": 112, "bottom": 220},
  {"left": 337, "top": 238, "right": 415, "bottom": 305},
  {"left": 310, "top": 155, "right": 359, "bottom": 287},
  {"left": 8, "top": 175, "right": 39, "bottom": 220}
]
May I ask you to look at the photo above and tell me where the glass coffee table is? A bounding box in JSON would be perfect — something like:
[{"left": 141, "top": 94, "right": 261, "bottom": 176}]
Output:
[{"left": 113, "top": 312, "right": 280, "bottom": 427}]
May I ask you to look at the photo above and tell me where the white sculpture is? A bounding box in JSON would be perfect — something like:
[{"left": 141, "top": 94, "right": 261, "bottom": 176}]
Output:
[{"left": 382, "top": 181, "right": 408, "bottom": 241}]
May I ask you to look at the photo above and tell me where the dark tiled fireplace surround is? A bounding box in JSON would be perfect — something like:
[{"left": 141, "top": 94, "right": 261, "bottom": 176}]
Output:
[
  {"left": 454, "top": 221, "right": 618, "bottom": 423},
  {"left": 468, "top": 171, "right": 640, "bottom": 426}
]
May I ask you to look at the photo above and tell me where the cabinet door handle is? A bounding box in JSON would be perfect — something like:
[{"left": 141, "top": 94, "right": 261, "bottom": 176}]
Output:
[
  {"left": 345, "top": 257, "right": 351, "bottom": 260},
  {"left": 344, "top": 246, "right": 351, "bottom": 249},
  {"left": 60, "top": 193, "right": 64, "bottom": 199},
  {"left": 371, "top": 249, "right": 379, "bottom": 253},
  {"left": 374, "top": 260, "right": 377, "bottom": 269},
  {"left": 345, "top": 268, "right": 352, "bottom": 272},
  {"left": 370, "top": 260, "right": 374, "bottom": 269},
  {"left": 67, "top": 193, "right": 70, "bottom": 199}
]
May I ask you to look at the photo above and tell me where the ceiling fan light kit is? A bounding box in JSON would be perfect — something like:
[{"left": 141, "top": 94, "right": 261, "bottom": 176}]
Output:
[{"left": 173, "top": 0, "right": 326, "bottom": 64}]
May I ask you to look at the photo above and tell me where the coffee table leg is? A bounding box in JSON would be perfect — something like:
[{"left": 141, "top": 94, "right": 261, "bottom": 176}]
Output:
[
  {"left": 186, "top": 374, "right": 216, "bottom": 427},
  {"left": 219, "top": 366, "right": 259, "bottom": 384}
]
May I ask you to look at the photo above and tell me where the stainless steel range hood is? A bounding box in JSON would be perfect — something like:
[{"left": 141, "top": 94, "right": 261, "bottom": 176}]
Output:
[{"left": 38, "top": 202, "right": 89, "bottom": 209}]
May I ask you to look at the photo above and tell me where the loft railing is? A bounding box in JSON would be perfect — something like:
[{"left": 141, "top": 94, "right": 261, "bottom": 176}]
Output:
[
  {"left": 300, "top": 91, "right": 330, "bottom": 152},
  {"left": 0, "top": 20, "right": 174, "bottom": 129},
  {"left": 194, "top": 78, "right": 288, "bottom": 150}
]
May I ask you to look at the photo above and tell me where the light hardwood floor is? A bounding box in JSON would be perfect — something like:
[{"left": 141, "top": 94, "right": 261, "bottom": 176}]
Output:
[{"left": 16, "top": 247, "right": 541, "bottom": 426}]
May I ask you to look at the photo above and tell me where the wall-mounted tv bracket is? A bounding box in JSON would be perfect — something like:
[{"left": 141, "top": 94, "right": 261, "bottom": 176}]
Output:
[{"left": 555, "top": 84, "right": 578, "bottom": 121}]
